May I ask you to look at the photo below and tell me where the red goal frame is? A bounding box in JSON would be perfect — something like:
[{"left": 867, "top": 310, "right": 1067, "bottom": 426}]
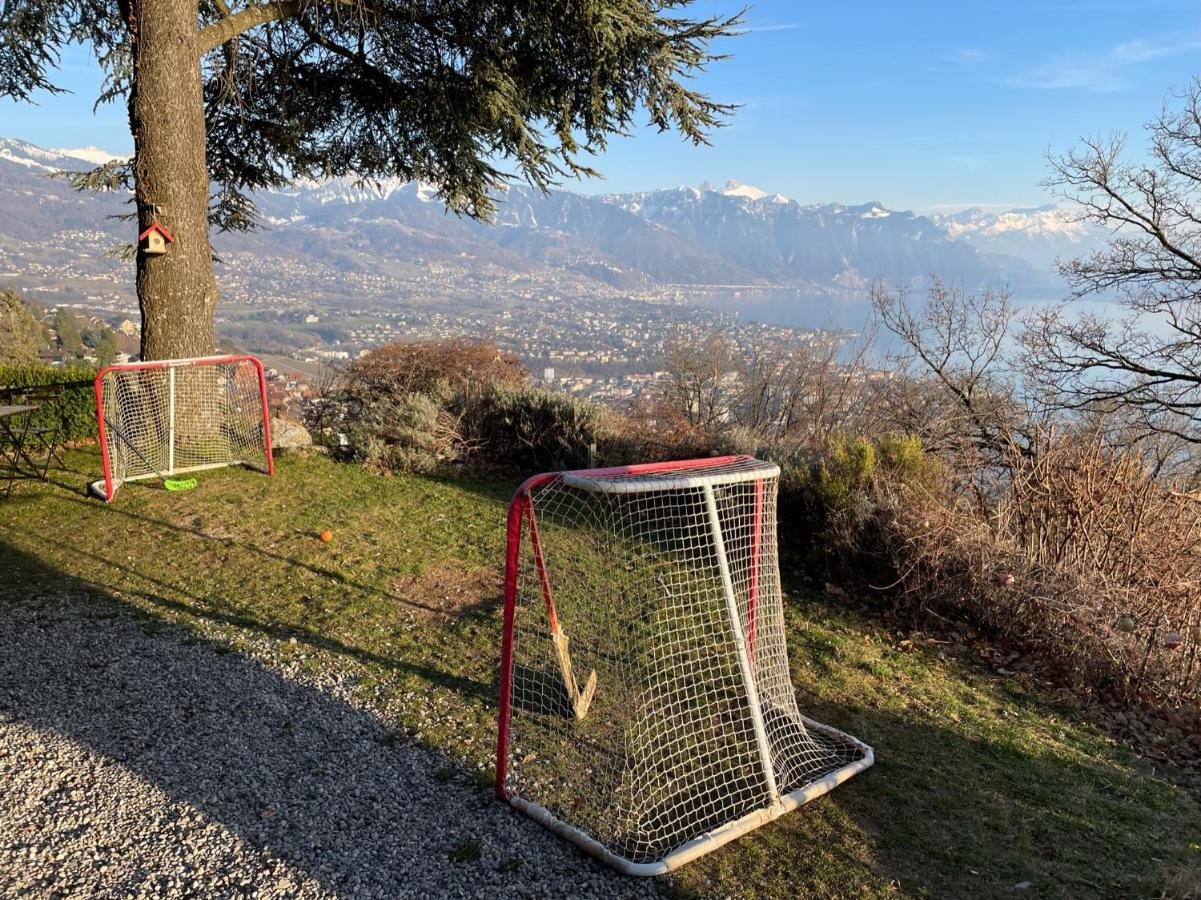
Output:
[
  {"left": 93, "top": 354, "right": 274, "bottom": 502},
  {"left": 495, "top": 455, "right": 763, "bottom": 798},
  {"left": 493, "top": 454, "right": 874, "bottom": 876}
]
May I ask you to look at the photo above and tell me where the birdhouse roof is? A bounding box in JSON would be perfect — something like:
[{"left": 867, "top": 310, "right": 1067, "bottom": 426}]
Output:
[{"left": 138, "top": 222, "right": 175, "bottom": 243}]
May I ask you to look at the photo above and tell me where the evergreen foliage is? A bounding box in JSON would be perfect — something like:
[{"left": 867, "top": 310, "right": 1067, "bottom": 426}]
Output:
[
  {"left": 0, "top": 290, "right": 49, "bottom": 365},
  {"left": 1, "top": 0, "right": 743, "bottom": 230},
  {"left": 51, "top": 307, "right": 82, "bottom": 354}
]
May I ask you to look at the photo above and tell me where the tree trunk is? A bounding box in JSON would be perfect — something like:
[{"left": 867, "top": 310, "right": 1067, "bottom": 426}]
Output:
[{"left": 129, "top": 0, "right": 218, "bottom": 361}]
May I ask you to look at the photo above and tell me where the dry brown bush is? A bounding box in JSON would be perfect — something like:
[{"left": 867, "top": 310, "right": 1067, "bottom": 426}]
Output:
[
  {"left": 878, "top": 431, "right": 1201, "bottom": 707},
  {"left": 344, "top": 339, "right": 526, "bottom": 398}
]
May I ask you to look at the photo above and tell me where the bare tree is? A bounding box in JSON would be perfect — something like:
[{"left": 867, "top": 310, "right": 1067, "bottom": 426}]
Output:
[
  {"left": 1023, "top": 79, "right": 1201, "bottom": 447},
  {"left": 872, "top": 277, "right": 1023, "bottom": 462},
  {"left": 736, "top": 327, "right": 878, "bottom": 452},
  {"left": 660, "top": 333, "right": 739, "bottom": 432}
]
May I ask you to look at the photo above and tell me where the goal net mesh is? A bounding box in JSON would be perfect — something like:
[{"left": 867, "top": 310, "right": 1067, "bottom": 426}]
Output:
[
  {"left": 95, "top": 356, "right": 271, "bottom": 500},
  {"left": 498, "top": 457, "right": 871, "bottom": 872}
]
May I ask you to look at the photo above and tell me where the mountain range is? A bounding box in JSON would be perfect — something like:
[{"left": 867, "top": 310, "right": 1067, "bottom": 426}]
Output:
[{"left": 0, "top": 137, "right": 1104, "bottom": 296}]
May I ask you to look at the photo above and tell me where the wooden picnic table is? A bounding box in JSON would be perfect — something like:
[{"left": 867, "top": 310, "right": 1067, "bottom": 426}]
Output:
[{"left": 1, "top": 404, "right": 41, "bottom": 498}]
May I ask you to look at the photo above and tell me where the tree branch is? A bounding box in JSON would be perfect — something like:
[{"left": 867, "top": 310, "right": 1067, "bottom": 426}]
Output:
[{"left": 196, "top": 0, "right": 303, "bottom": 55}]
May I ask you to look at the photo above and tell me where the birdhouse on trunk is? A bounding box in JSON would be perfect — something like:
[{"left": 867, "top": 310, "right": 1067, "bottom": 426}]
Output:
[{"left": 138, "top": 222, "right": 175, "bottom": 256}]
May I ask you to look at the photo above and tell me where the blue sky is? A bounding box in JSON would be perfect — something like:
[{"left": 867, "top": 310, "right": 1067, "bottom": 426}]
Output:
[{"left": 2, "top": 0, "right": 1198, "bottom": 211}]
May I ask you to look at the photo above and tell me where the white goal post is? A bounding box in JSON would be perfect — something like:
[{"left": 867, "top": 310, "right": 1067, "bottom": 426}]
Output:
[
  {"left": 495, "top": 456, "right": 874, "bottom": 876},
  {"left": 91, "top": 354, "right": 274, "bottom": 502}
]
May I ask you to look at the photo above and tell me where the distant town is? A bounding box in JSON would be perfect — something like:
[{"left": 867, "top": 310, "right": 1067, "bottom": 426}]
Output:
[{"left": 8, "top": 224, "right": 849, "bottom": 413}]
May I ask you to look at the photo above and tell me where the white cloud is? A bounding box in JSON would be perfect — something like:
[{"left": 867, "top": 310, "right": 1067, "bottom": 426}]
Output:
[{"left": 1007, "top": 37, "right": 1201, "bottom": 92}]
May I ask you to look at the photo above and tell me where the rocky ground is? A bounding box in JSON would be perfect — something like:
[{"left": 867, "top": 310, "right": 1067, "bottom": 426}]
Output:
[{"left": 0, "top": 593, "right": 653, "bottom": 899}]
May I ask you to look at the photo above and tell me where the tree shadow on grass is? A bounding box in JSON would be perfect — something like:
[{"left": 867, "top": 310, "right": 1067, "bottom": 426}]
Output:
[
  {"left": 25, "top": 449, "right": 512, "bottom": 625},
  {"left": 0, "top": 542, "right": 652, "bottom": 898},
  {"left": 774, "top": 695, "right": 1197, "bottom": 898},
  {"left": 4, "top": 557, "right": 1192, "bottom": 900},
  {"left": 7, "top": 446, "right": 491, "bottom": 582},
  {"left": 52, "top": 488, "right": 506, "bottom": 623},
  {"left": 5, "top": 519, "right": 496, "bottom": 704}
]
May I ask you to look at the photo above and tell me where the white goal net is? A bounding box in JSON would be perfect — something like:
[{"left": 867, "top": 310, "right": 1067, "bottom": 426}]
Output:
[
  {"left": 92, "top": 355, "right": 274, "bottom": 502},
  {"left": 496, "top": 456, "right": 873, "bottom": 875}
]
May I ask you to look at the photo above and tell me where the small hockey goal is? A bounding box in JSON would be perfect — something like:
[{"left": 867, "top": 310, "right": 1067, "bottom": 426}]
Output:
[
  {"left": 496, "top": 456, "right": 873, "bottom": 875},
  {"left": 91, "top": 354, "right": 274, "bottom": 502}
]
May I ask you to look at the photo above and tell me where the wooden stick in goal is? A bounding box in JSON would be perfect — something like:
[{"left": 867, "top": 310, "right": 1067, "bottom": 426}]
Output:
[{"left": 526, "top": 503, "right": 597, "bottom": 719}]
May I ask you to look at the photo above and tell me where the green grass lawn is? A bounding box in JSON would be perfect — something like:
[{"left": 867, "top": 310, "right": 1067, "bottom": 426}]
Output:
[{"left": 2, "top": 449, "right": 1198, "bottom": 898}]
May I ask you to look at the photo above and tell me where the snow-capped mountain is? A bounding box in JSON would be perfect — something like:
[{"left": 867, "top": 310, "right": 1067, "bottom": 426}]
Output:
[
  {"left": 935, "top": 204, "right": 1082, "bottom": 241},
  {"left": 0, "top": 139, "right": 133, "bottom": 243},
  {"left": 592, "top": 184, "right": 1032, "bottom": 287},
  {"left": 719, "top": 180, "right": 771, "bottom": 201},
  {"left": 0, "top": 138, "right": 127, "bottom": 172},
  {"left": 930, "top": 204, "right": 1106, "bottom": 271},
  {"left": 0, "top": 136, "right": 1084, "bottom": 293},
  {"left": 266, "top": 176, "right": 441, "bottom": 214}
]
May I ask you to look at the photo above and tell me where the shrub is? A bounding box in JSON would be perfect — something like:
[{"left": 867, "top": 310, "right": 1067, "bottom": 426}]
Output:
[
  {"left": 773, "top": 432, "right": 940, "bottom": 560},
  {"left": 342, "top": 389, "right": 466, "bottom": 473},
  {"left": 709, "top": 425, "right": 763, "bottom": 458},
  {"left": 462, "top": 384, "right": 608, "bottom": 471},
  {"left": 0, "top": 290, "right": 49, "bottom": 364},
  {"left": 796, "top": 435, "right": 877, "bottom": 512},
  {"left": 874, "top": 432, "right": 926, "bottom": 477},
  {"left": 0, "top": 363, "right": 96, "bottom": 442},
  {"left": 779, "top": 432, "right": 935, "bottom": 506},
  {"left": 769, "top": 427, "right": 1201, "bottom": 707},
  {"left": 381, "top": 443, "right": 444, "bottom": 476},
  {"left": 773, "top": 426, "right": 1201, "bottom": 709},
  {"left": 343, "top": 339, "right": 525, "bottom": 401},
  {"left": 875, "top": 433, "right": 1201, "bottom": 707},
  {"left": 338, "top": 386, "right": 468, "bottom": 478},
  {"left": 318, "top": 340, "right": 607, "bottom": 474}
]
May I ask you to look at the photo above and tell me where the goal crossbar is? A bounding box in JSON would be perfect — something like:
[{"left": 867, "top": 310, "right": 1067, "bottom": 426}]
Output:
[
  {"left": 495, "top": 455, "right": 874, "bottom": 875},
  {"left": 91, "top": 354, "right": 274, "bottom": 502}
]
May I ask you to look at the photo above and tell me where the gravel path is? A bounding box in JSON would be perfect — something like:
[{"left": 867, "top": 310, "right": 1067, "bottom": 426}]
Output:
[{"left": 0, "top": 594, "right": 656, "bottom": 899}]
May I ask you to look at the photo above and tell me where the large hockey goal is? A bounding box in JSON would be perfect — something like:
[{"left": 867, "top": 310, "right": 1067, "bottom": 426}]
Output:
[
  {"left": 496, "top": 456, "right": 873, "bottom": 875},
  {"left": 91, "top": 355, "right": 274, "bottom": 502}
]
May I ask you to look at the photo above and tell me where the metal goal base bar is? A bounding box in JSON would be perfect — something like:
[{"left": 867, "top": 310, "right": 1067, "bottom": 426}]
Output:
[
  {"left": 88, "top": 460, "right": 270, "bottom": 500},
  {"left": 510, "top": 720, "right": 874, "bottom": 877}
]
